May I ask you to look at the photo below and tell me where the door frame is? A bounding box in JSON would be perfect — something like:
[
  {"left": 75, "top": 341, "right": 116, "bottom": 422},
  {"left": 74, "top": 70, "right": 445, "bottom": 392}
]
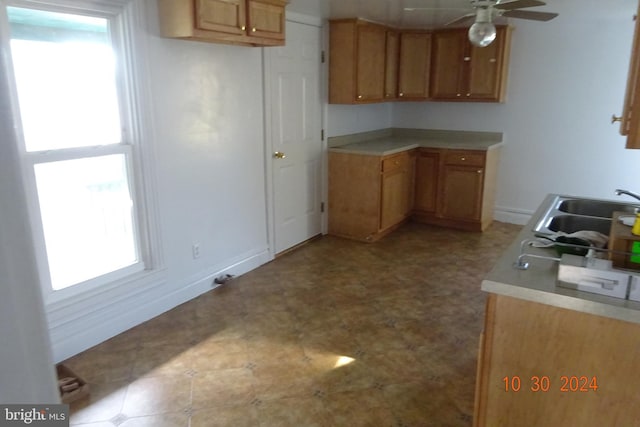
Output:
[{"left": 263, "top": 12, "right": 327, "bottom": 259}]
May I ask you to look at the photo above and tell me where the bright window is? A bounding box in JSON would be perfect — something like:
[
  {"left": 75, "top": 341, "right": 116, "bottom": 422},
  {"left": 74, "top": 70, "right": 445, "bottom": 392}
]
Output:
[{"left": 7, "top": 4, "right": 145, "bottom": 291}]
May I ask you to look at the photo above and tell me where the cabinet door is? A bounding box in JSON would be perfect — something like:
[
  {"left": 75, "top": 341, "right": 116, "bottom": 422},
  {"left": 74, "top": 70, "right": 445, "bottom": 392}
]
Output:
[
  {"left": 384, "top": 30, "right": 399, "bottom": 100},
  {"left": 247, "top": 0, "right": 285, "bottom": 40},
  {"left": 467, "top": 27, "right": 506, "bottom": 100},
  {"left": 404, "top": 150, "right": 416, "bottom": 216},
  {"left": 431, "top": 30, "right": 467, "bottom": 99},
  {"left": 440, "top": 165, "right": 484, "bottom": 221},
  {"left": 196, "top": 0, "right": 246, "bottom": 35},
  {"left": 381, "top": 168, "right": 407, "bottom": 230},
  {"left": 380, "top": 153, "right": 412, "bottom": 230},
  {"left": 414, "top": 150, "right": 440, "bottom": 213},
  {"left": 398, "top": 32, "right": 432, "bottom": 100},
  {"left": 356, "top": 24, "right": 386, "bottom": 102}
]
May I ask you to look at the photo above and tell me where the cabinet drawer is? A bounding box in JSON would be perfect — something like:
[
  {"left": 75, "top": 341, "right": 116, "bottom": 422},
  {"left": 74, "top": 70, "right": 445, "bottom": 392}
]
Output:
[
  {"left": 444, "top": 150, "right": 485, "bottom": 166},
  {"left": 382, "top": 154, "right": 408, "bottom": 173}
]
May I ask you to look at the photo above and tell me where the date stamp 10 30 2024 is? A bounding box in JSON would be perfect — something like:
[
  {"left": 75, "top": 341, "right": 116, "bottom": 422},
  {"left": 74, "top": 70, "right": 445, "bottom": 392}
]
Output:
[{"left": 502, "top": 375, "right": 599, "bottom": 393}]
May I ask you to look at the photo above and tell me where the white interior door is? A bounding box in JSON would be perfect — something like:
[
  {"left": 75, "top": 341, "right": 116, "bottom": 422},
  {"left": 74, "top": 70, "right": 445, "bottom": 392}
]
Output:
[{"left": 267, "top": 20, "right": 322, "bottom": 254}]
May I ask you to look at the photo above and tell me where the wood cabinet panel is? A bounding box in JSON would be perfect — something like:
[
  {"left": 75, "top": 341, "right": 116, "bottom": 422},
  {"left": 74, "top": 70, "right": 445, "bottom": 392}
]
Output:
[
  {"left": 248, "top": 0, "right": 285, "bottom": 39},
  {"left": 618, "top": 1, "right": 640, "bottom": 148},
  {"left": 475, "top": 294, "right": 640, "bottom": 426},
  {"left": 398, "top": 32, "right": 432, "bottom": 100},
  {"left": 384, "top": 30, "right": 399, "bottom": 100},
  {"left": 430, "top": 30, "right": 467, "bottom": 99},
  {"left": 440, "top": 165, "right": 484, "bottom": 221},
  {"left": 468, "top": 34, "right": 504, "bottom": 99},
  {"left": 328, "top": 152, "right": 382, "bottom": 240},
  {"left": 196, "top": 0, "right": 245, "bottom": 34},
  {"left": 356, "top": 24, "right": 386, "bottom": 101},
  {"left": 444, "top": 150, "right": 485, "bottom": 167},
  {"left": 381, "top": 168, "right": 407, "bottom": 230},
  {"left": 414, "top": 150, "right": 439, "bottom": 213}
]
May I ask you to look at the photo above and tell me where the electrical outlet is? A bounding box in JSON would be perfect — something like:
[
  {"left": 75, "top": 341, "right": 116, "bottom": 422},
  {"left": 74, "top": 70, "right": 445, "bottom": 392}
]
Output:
[{"left": 192, "top": 243, "right": 200, "bottom": 259}]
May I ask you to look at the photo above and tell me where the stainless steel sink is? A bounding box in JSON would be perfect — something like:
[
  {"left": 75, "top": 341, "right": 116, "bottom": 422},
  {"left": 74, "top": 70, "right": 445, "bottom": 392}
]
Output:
[
  {"left": 546, "top": 215, "right": 612, "bottom": 235},
  {"left": 533, "top": 195, "right": 640, "bottom": 236},
  {"left": 557, "top": 199, "right": 639, "bottom": 218}
]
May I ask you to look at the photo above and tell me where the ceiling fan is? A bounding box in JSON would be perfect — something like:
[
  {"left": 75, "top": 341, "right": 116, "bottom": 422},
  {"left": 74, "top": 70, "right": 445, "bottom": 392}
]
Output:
[{"left": 405, "top": 0, "right": 559, "bottom": 47}]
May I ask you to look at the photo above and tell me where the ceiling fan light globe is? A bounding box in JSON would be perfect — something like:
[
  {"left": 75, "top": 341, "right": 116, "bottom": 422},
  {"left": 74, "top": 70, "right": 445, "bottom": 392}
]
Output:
[{"left": 468, "top": 22, "right": 497, "bottom": 47}]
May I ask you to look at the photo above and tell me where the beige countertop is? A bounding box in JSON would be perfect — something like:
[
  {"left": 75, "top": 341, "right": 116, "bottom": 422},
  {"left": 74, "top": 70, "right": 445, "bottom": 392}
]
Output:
[
  {"left": 482, "top": 193, "right": 640, "bottom": 324},
  {"left": 328, "top": 128, "right": 503, "bottom": 156}
]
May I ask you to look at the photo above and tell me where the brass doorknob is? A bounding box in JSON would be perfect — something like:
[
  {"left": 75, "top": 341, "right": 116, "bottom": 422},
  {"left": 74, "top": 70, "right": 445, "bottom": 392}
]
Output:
[
  {"left": 611, "top": 114, "right": 623, "bottom": 124},
  {"left": 273, "top": 151, "right": 286, "bottom": 159}
]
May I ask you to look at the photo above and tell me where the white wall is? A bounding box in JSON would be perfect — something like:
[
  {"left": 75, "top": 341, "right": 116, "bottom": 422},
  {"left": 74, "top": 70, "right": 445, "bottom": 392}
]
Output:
[
  {"left": 392, "top": 0, "right": 640, "bottom": 221},
  {"left": 328, "top": 103, "right": 394, "bottom": 137}
]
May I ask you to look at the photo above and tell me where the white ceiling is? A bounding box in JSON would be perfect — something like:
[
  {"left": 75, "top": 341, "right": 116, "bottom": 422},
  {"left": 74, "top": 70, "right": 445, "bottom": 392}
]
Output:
[{"left": 288, "top": 0, "right": 559, "bottom": 29}]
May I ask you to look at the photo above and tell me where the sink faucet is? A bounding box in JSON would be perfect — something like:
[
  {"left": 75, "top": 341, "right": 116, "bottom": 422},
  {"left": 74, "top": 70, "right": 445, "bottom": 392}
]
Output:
[{"left": 615, "top": 189, "right": 640, "bottom": 202}]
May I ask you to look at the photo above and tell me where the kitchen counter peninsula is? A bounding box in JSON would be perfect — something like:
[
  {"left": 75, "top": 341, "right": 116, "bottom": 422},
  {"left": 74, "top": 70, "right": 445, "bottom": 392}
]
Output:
[{"left": 474, "top": 193, "right": 640, "bottom": 427}]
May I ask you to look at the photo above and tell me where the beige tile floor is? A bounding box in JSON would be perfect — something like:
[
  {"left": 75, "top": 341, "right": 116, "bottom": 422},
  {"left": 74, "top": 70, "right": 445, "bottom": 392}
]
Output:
[{"left": 64, "top": 221, "right": 521, "bottom": 427}]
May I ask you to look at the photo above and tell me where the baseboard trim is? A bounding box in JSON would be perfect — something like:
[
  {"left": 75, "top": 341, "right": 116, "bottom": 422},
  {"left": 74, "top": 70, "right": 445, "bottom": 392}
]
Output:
[
  {"left": 494, "top": 206, "right": 534, "bottom": 225},
  {"left": 50, "top": 249, "right": 271, "bottom": 362}
]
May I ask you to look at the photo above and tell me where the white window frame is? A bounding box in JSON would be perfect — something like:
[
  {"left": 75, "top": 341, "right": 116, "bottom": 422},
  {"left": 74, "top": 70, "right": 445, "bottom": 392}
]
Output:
[{"left": 1, "top": 0, "right": 164, "bottom": 306}]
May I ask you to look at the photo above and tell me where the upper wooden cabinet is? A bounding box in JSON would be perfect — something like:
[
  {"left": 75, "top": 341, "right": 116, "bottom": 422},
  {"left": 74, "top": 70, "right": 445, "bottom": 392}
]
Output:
[
  {"left": 329, "top": 19, "right": 388, "bottom": 104},
  {"left": 431, "top": 26, "right": 512, "bottom": 102},
  {"left": 328, "top": 20, "right": 512, "bottom": 104},
  {"left": 398, "top": 32, "right": 432, "bottom": 100},
  {"left": 615, "top": 1, "right": 640, "bottom": 149},
  {"left": 157, "top": 0, "right": 287, "bottom": 47}
]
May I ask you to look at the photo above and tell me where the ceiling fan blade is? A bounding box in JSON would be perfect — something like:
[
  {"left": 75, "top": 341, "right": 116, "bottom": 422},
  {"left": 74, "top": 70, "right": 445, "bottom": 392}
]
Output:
[
  {"left": 404, "top": 7, "right": 472, "bottom": 11},
  {"left": 495, "top": 0, "right": 546, "bottom": 11},
  {"left": 501, "top": 9, "right": 558, "bottom": 21},
  {"left": 445, "top": 13, "right": 476, "bottom": 26}
]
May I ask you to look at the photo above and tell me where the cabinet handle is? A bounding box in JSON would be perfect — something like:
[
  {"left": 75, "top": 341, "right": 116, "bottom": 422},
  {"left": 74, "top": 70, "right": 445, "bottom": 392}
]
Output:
[
  {"left": 612, "top": 114, "right": 623, "bottom": 123},
  {"left": 357, "top": 95, "right": 363, "bottom": 99},
  {"left": 399, "top": 93, "right": 404, "bottom": 97},
  {"left": 461, "top": 157, "right": 466, "bottom": 161},
  {"left": 241, "top": 25, "right": 246, "bottom": 31},
  {"left": 463, "top": 56, "right": 471, "bottom": 61},
  {"left": 252, "top": 27, "right": 257, "bottom": 32},
  {"left": 477, "top": 169, "right": 483, "bottom": 174},
  {"left": 456, "top": 93, "right": 461, "bottom": 97},
  {"left": 466, "top": 93, "right": 471, "bottom": 97},
  {"left": 489, "top": 58, "right": 497, "bottom": 63}
]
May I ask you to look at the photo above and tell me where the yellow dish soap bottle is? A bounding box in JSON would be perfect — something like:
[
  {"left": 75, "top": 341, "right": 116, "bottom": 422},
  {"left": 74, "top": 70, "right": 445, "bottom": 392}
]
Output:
[{"left": 633, "top": 213, "right": 640, "bottom": 236}]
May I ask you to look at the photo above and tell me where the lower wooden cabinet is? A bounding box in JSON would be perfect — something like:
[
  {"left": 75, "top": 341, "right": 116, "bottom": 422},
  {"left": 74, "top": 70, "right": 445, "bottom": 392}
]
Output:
[
  {"left": 414, "top": 147, "right": 500, "bottom": 231},
  {"left": 329, "top": 150, "right": 415, "bottom": 242},
  {"left": 475, "top": 294, "right": 640, "bottom": 426},
  {"left": 328, "top": 145, "right": 498, "bottom": 240}
]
